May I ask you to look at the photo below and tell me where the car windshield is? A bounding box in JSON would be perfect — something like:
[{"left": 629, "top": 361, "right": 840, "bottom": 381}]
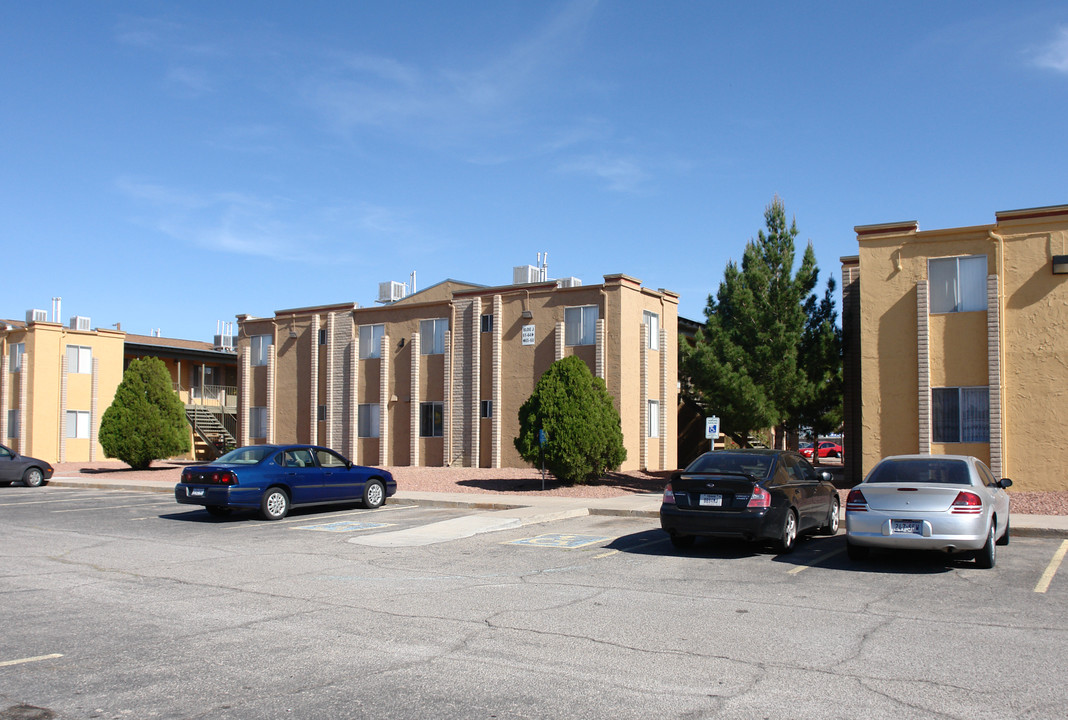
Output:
[
  {"left": 685, "top": 452, "right": 774, "bottom": 480},
  {"left": 866, "top": 458, "right": 970, "bottom": 485},
  {"left": 216, "top": 446, "right": 275, "bottom": 465}
]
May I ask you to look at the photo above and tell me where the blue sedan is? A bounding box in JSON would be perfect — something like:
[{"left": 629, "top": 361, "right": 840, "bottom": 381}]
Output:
[{"left": 174, "top": 444, "right": 396, "bottom": 520}]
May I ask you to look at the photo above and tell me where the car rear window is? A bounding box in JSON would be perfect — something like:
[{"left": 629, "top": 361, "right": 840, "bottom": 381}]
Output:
[
  {"left": 685, "top": 452, "right": 773, "bottom": 479},
  {"left": 217, "top": 446, "right": 274, "bottom": 464},
  {"left": 866, "top": 458, "right": 970, "bottom": 484}
]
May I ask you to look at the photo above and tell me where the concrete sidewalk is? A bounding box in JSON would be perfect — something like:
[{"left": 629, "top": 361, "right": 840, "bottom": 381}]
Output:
[{"left": 41, "top": 472, "right": 1068, "bottom": 541}]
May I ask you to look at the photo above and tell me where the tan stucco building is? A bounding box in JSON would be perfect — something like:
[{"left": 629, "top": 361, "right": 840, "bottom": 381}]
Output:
[
  {"left": 842, "top": 204, "right": 1068, "bottom": 491},
  {"left": 1, "top": 310, "right": 238, "bottom": 463},
  {"left": 236, "top": 273, "right": 679, "bottom": 471}
]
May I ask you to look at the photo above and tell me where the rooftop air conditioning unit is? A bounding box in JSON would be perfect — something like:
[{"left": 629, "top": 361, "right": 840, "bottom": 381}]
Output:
[
  {"left": 69, "top": 316, "right": 91, "bottom": 331},
  {"left": 378, "top": 281, "right": 406, "bottom": 303},
  {"left": 26, "top": 309, "right": 47, "bottom": 324},
  {"left": 214, "top": 335, "right": 236, "bottom": 351},
  {"left": 513, "top": 265, "right": 542, "bottom": 285},
  {"left": 556, "top": 276, "right": 582, "bottom": 288}
]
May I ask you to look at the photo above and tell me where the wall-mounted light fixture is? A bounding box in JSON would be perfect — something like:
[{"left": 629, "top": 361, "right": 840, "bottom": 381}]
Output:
[
  {"left": 288, "top": 329, "right": 298, "bottom": 338},
  {"left": 521, "top": 310, "right": 534, "bottom": 319},
  {"left": 1053, "top": 255, "right": 1068, "bottom": 275}
]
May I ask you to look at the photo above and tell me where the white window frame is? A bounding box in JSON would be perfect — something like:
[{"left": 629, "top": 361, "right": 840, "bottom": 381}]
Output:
[
  {"left": 359, "top": 324, "right": 384, "bottom": 359},
  {"left": 358, "top": 403, "right": 381, "bottom": 438},
  {"left": 66, "top": 410, "right": 90, "bottom": 439},
  {"left": 250, "top": 406, "right": 268, "bottom": 439},
  {"left": 932, "top": 386, "right": 989, "bottom": 443},
  {"left": 647, "top": 400, "right": 660, "bottom": 438},
  {"left": 929, "top": 256, "right": 987, "bottom": 314},
  {"left": 565, "top": 305, "right": 598, "bottom": 346},
  {"left": 9, "top": 342, "right": 24, "bottom": 372},
  {"left": 420, "top": 319, "right": 448, "bottom": 355},
  {"left": 250, "top": 335, "right": 273, "bottom": 367},
  {"left": 67, "top": 345, "right": 92, "bottom": 374},
  {"left": 643, "top": 311, "right": 660, "bottom": 350}
]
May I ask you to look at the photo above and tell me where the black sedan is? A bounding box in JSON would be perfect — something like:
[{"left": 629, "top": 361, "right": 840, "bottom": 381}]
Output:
[
  {"left": 175, "top": 444, "right": 396, "bottom": 520},
  {"left": 660, "top": 449, "right": 839, "bottom": 553},
  {"left": 0, "top": 443, "right": 54, "bottom": 487}
]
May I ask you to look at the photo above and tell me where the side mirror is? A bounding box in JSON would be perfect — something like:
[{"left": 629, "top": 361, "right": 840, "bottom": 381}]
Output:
[{"left": 999, "top": 478, "right": 1013, "bottom": 489}]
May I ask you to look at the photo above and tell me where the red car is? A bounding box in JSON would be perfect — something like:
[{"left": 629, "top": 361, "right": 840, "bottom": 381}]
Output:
[{"left": 801, "top": 441, "right": 842, "bottom": 459}]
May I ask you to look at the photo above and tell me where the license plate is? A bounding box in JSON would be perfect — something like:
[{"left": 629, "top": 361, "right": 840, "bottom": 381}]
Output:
[
  {"left": 699, "top": 493, "right": 723, "bottom": 507},
  {"left": 892, "top": 520, "right": 920, "bottom": 534},
  {"left": 190, "top": 488, "right": 205, "bottom": 497}
]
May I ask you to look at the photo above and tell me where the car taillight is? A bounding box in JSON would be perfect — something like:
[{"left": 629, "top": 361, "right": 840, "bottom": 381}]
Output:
[
  {"left": 662, "top": 483, "right": 675, "bottom": 505},
  {"left": 846, "top": 489, "right": 868, "bottom": 511},
  {"left": 747, "top": 486, "right": 771, "bottom": 508},
  {"left": 951, "top": 491, "right": 982, "bottom": 514}
]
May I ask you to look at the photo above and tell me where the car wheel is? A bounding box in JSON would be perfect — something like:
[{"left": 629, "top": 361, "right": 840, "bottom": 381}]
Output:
[
  {"left": 205, "top": 506, "right": 231, "bottom": 517},
  {"left": 23, "top": 467, "right": 46, "bottom": 488},
  {"left": 846, "top": 541, "right": 869, "bottom": 561},
  {"left": 777, "top": 509, "right": 798, "bottom": 554},
  {"left": 669, "top": 534, "right": 695, "bottom": 550},
  {"left": 996, "top": 515, "right": 1010, "bottom": 546},
  {"left": 821, "top": 497, "right": 840, "bottom": 535},
  {"left": 362, "top": 479, "right": 386, "bottom": 509},
  {"left": 260, "top": 487, "right": 290, "bottom": 521},
  {"left": 975, "top": 522, "right": 996, "bottom": 569}
]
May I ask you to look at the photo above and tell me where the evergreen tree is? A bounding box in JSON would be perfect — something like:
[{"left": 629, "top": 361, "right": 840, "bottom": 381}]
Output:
[
  {"left": 682, "top": 197, "right": 831, "bottom": 447},
  {"left": 793, "top": 275, "right": 844, "bottom": 456},
  {"left": 99, "top": 357, "right": 191, "bottom": 470},
  {"left": 514, "top": 356, "right": 626, "bottom": 484}
]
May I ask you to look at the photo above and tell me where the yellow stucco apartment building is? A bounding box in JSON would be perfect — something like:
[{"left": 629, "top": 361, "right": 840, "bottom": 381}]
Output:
[
  {"left": 236, "top": 273, "right": 679, "bottom": 471},
  {"left": 841, "top": 203, "right": 1068, "bottom": 491}
]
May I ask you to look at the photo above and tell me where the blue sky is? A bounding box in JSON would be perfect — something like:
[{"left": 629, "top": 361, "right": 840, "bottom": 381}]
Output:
[{"left": 4, "top": 1, "right": 1068, "bottom": 341}]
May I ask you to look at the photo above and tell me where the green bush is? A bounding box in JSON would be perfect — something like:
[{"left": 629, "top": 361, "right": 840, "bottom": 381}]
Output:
[
  {"left": 514, "top": 356, "right": 627, "bottom": 484},
  {"left": 99, "top": 357, "right": 191, "bottom": 470}
]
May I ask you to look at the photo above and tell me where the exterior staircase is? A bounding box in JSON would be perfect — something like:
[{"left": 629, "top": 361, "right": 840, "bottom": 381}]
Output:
[{"left": 186, "top": 406, "right": 237, "bottom": 460}]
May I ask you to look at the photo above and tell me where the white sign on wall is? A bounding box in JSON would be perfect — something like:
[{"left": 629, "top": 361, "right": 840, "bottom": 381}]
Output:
[
  {"left": 522, "top": 325, "right": 536, "bottom": 346},
  {"left": 705, "top": 416, "right": 720, "bottom": 439}
]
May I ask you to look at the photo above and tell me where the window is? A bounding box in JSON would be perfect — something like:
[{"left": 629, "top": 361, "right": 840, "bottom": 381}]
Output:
[
  {"left": 66, "top": 410, "right": 90, "bottom": 439},
  {"left": 250, "top": 407, "right": 268, "bottom": 439},
  {"left": 932, "top": 387, "right": 989, "bottom": 443},
  {"left": 317, "top": 405, "right": 327, "bottom": 422},
  {"left": 481, "top": 314, "right": 493, "bottom": 333},
  {"left": 643, "top": 311, "right": 660, "bottom": 350},
  {"left": 358, "top": 404, "right": 380, "bottom": 438},
  {"left": 319, "top": 328, "right": 327, "bottom": 345},
  {"left": 359, "top": 324, "right": 384, "bottom": 359},
  {"left": 9, "top": 342, "right": 24, "bottom": 372},
  {"left": 66, "top": 345, "right": 92, "bottom": 374},
  {"left": 420, "top": 402, "right": 444, "bottom": 437},
  {"left": 480, "top": 400, "right": 493, "bottom": 419},
  {"left": 250, "top": 335, "right": 272, "bottom": 367},
  {"left": 282, "top": 448, "right": 315, "bottom": 468},
  {"left": 929, "top": 256, "right": 987, "bottom": 313},
  {"left": 316, "top": 448, "right": 348, "bottom": 468},
  {"left": 420, "top": 318, "right": 448, "bottom": 355},
  {"left": 565, "top": 305, "right": 598, "bottom": 346},
  {"left": 647, "top": 400, "right": 660, "bottom": 437},
  {"left": 7, "top": 409, "right": 18, "bottom": 438}
]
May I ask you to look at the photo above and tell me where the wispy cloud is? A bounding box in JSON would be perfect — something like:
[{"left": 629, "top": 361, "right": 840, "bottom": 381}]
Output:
[
  {"left": 1034, "top": 27, "right": 1068, "bottom": 72},
  {"left": 558, "top": 154, "right": 647, "bottom": 193}
]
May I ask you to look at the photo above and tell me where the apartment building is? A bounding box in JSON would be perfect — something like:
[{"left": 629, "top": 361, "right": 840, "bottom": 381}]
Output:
[
  {"left": 842, "top": 203, "right": 1068, "bottom": 491},
  {"left": 1, "top": 308, "right": 238, "bottom": 463},
  {"left": 236, "top": 273, "right": 679, "bottom": 471}
]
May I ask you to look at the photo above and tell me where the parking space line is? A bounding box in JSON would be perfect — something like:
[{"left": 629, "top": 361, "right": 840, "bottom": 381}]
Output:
[
  {"left": 221, "top": 504, "right": 417, "bottom": 530},
  {"left": 0, "top": 653, "right": 63, "bottom": 668},
  {"left": 1035, "top": 539, "right": 1068, "bottom": 594},
  {"left": 52, "top": 500, "right": 174, "bottom": 513},
  {"left": 787, "top": 547, "right": 845, "bottom": 575},
  {"left": 0, "top": 492, "right": 149, "bottom": 507},
  {"left": 592, "top": 536, "right": 669, "bottom": 559}
]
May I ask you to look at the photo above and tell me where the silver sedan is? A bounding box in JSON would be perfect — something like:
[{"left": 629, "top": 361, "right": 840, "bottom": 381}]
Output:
[{"left": 845, "top": 454, "right": 1011, "bottom": 568}]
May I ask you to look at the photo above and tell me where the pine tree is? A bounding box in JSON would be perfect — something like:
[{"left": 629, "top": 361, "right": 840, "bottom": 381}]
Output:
[
  {"left": 514, "top": 356, "right": 626, "bottom": 484},
  {"left": 99, "top": 357, "right": 191, "bottom": 470},
  {"left": 682, "top": 197, "right": 827, "bottom": 447}
]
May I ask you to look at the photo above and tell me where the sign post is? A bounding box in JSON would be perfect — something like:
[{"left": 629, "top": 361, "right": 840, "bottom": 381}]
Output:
[
  {"left": 538, "top": 429, "right": 548, "bottom": 490},
  {"left": 705, "top": 416, "right": 720, "bottom": 451}
]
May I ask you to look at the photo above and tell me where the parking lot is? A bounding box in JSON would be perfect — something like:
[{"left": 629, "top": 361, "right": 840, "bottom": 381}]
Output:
[{"left": 2, "top": 486, "right": 1066, "bottom": 719}]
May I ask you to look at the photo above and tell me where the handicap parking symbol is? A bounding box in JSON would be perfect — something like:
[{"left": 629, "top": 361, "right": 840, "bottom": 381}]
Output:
[
  {"left": 507, "top": 533, "right": 612, "bottom": 549},
  {"left": 293, "top": 521, "right": 393, "bottom": 533}
]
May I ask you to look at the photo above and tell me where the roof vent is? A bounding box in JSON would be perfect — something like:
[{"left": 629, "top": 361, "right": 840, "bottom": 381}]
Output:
[
  {"left": 556, "top": 276, "right": 582, "bottom": 288},
  {"left": 69, "top": 316, "right": 91, "bottom": 331},
  {"left": 26, "top": 309, "right": 47, "bottom": 324}
]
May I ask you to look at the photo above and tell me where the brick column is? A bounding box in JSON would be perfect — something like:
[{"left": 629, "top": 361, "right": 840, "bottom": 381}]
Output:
[
  {"left": 410, "top": 332, "right": 420, "bottom": 467},
  {"left": 987, "top": 274, "right": 1004, "bottom": 477},
  {"left": 471, "top": 297, "right": 481, "bottom": 467},
  {"left": 640, "top": 322, "right": 648, "bottom": 470},
  {"left": 90, "top": 357, "right": 99, "bottom": 461},
  {"left": 555, "top": 322, "right": 565, "bottom": 361},
  {"left": 379, "top": 334, "right": 389, "bottom": 465},
  {"left": 492, "top": 295, "right": 502, "bottom": 468},
  {"left": 239, "top": 348, "right": 250, "bottom": 446},
  {"left": 309, "top": 322, "right": 319, "bottom": 445},
  {"left": 660, "top": 326, "right": 669, "bottom": 471},
  {"left": 917, "top": 281, "right": 930, "bottom": 455},
  {"left": 266, "top": 352, "right": 276, "bottom": 445}
]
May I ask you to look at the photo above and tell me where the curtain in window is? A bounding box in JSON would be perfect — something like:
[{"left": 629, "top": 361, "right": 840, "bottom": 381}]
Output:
[
  {"left": 357, "top": 404, "right": 380, "bottom": 437},
  {"left": 359, "top": 325, "right": 384, "bottom": 359},
  {"left": 928, "top": 259, "right": 958, "bottom": 313},
  {"left": 565, "top": 306, "right": 597, "bottom": 346},
  {"left": 958, "top": 256, "right": 988, "bottom": 312},
  {"left": 420, "top": 319, "right": 447, "bottom": 355}
]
